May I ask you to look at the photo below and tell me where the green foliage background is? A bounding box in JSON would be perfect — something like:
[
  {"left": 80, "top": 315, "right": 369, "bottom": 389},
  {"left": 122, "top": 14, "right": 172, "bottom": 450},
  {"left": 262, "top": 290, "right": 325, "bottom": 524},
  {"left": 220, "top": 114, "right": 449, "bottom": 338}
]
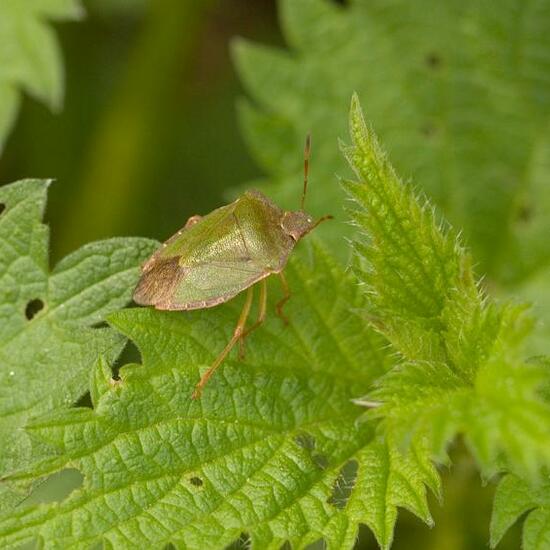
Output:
[
  {"left": 0, "top": 1, "right": 549, "bottom": 549},
  {"left": 234, "top": 0, "right": 550, "bottom": 353}
]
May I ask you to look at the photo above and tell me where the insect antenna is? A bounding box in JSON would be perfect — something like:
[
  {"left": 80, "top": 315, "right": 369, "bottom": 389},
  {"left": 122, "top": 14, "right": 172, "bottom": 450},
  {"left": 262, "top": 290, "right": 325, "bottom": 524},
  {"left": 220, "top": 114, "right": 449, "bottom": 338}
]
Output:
[{"left": 301, "top": 133, "right": 311, "bottom": 211}]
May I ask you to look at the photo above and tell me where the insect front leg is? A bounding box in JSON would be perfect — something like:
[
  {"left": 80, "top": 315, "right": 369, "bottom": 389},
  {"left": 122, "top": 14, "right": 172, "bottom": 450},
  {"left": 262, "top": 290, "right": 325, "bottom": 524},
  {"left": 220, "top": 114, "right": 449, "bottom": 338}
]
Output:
[
  {"left": 275, "top": 271, "right": 291, "bottom": 325},
  {"left": 192, "top": 286, "right": 254, "bottom": 400},
  {"left": 239, "top": 279, "right": 267, "bottom": 359}
]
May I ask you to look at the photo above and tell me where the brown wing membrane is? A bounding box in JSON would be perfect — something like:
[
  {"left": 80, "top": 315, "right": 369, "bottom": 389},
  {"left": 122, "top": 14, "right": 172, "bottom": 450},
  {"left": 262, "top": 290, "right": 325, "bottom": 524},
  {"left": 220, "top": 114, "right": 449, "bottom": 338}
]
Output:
[
  {"left": 133, "top": 257, "right": 269, "bottom": 310},
  {"left": 133, "top": 257, "right": 186, "bottom": 308}
]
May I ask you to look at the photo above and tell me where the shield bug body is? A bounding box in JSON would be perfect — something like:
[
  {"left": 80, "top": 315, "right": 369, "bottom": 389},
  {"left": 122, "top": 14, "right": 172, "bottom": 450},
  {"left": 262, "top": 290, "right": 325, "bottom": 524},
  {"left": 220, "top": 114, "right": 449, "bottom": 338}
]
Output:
[{"left": 133, "top": 136, "right": 331, "bottom": 398}]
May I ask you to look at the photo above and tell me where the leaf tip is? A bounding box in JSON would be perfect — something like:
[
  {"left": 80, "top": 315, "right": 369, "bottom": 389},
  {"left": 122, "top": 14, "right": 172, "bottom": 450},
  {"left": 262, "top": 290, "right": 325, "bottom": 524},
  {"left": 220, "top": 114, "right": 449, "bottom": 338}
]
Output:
[{"left": 349, "top": 92, "right": 368, "bottom": 144}]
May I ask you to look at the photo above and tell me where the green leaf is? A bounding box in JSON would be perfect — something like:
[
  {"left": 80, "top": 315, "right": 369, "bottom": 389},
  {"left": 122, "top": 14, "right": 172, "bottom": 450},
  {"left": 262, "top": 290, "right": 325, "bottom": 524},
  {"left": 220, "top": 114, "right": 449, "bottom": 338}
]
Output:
[
  {"left": 490, "top": 473, "right": 550, "bottom": 549},
  {"left": 501, "top": 123, "right": 550, "bottom": 356},
  {"left": 0, "top": 0, "right": 83, "bottom": 152},
  {"left": 343, "top": 96, "right": 550, "bottom": 480},
  {"left": 0, "top": 179, "right": 157, "bottom": 508},
  {"left": 0, "top": 245, "right": 439, "bottom": 550},
  {"left": 233, "top": 0, "right": 550, "bottom": 282},
  {"left": 510, "top": 264, "right": 550, "bottom": 357}
]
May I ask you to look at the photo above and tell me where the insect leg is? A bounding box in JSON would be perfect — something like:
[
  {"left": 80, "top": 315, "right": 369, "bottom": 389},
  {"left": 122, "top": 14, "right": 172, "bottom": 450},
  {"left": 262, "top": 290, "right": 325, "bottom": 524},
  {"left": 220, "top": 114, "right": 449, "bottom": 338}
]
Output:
[
  {"left": 239, "top": 279, "right": 267, "bottom": 359},
  {"left": 275, "top": 271, "right": 291, "bottom": 325},
  {"left": 192, "top": 286, "right": 254, "bottom": 400}
]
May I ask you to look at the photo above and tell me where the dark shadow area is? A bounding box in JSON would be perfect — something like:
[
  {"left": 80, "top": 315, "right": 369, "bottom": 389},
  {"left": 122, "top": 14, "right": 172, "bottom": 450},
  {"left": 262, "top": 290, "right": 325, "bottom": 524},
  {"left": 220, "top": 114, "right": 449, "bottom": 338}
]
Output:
[
  {"left": 327, "top": 459, "right": 358, "bottom": 509},
  {"left": 25, "top": 298, "right": 44, "bottom": 320}
]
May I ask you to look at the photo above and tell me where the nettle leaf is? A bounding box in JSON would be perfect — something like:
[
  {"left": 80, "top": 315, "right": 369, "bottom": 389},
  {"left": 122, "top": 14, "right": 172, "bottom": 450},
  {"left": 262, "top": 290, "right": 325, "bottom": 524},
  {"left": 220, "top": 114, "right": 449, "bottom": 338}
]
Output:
[
  {"left": 489, "top": 358, "right": 550, "bottom": 549},
  {"left": 490, "top": 473, "right": 550, "bottom": 550},
  {"left": 233, "top": 0, "right": 550, "bottom": 300},
  {"left": 343, "top": 96, "right": 550, "bottom": 481},
  {"left": 504, "top": 123, "right": 550, "bottom": 357},
  {"left": 0, "top": 0, "right": 83, "bottom": 152},
  {"left": 0, "top": 245, "right": 440, "bottom": 550},
  {"left": 0, "top": 179, "right": 156, "bottom": 508}
]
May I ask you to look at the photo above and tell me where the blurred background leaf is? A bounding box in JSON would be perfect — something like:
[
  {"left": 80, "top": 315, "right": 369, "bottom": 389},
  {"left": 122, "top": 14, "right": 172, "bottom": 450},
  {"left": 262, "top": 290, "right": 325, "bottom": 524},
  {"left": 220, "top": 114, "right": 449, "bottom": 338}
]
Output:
[
  {"left": 0, "top": 0, "right": 83, "bottom": 153},
  {"left": 232, "top": 0, "right": 550, "bottom": 356},
  {"left": 0, "top": 0, "right": 279, "bottom": 263},
  {"left": 234, "top": 0, "right": 550, "bottom": 284}
]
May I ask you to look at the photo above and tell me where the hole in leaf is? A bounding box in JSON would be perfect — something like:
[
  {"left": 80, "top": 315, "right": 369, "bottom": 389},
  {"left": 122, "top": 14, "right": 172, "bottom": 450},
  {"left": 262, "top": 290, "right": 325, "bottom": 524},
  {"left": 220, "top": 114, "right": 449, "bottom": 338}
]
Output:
[
  {"left": 327, "top": 459, "right": 358, "bottom": 509},
  {"left": 74, "top": 391, "right": 93, "bottom": 409},
  {"left": 0, "top": 203, "right": 5, "bottom": 215},
  {"left": 22, "top": 468, "right": 84, "bottom": 505},
  {"left": 226, "top": 533, "right": 250, "bottom": 549},
  {"left": 312, "top": 454, "right": 329, "bottom": 470},
  {"left": 25, "top": 298, "right": 44, "bottom": 320},
  {"left": 294, "top": 432, "right": 316, "bottom": 450},
  {"left": 189, "top": 476, "right": 203, "bottom": 487},
  {"left": 425, "top": 52, "right": 442, "bottom": 69},
  {"left": 112, "top": 339, "right": 141, "bottom": 379},
  {"left": 91, "top": 320, "right": 109, "bottom": 329},
  {"left": 332, "top": 0, "right": 349, "bottom": 6}
]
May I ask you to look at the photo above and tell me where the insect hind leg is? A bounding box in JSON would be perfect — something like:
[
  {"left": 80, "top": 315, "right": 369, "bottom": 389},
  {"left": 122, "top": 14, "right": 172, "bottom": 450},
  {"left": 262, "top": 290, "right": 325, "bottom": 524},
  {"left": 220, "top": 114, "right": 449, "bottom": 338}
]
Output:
[
  {"left": 238, "top": 279, "right": 267, "bottom": 359},
  {"left": 192, "top": 286, "right": 254, "bottom": 399},
  {"left": 275, "top": 271, "right": 291, "bottom": 325}
]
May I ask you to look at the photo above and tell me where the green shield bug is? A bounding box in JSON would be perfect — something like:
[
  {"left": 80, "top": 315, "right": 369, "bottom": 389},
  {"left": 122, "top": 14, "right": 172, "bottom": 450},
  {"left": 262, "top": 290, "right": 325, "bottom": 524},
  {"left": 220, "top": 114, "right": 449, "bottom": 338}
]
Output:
[{"left": 133, "top": 136, "right": 332, "bottom": 398}]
